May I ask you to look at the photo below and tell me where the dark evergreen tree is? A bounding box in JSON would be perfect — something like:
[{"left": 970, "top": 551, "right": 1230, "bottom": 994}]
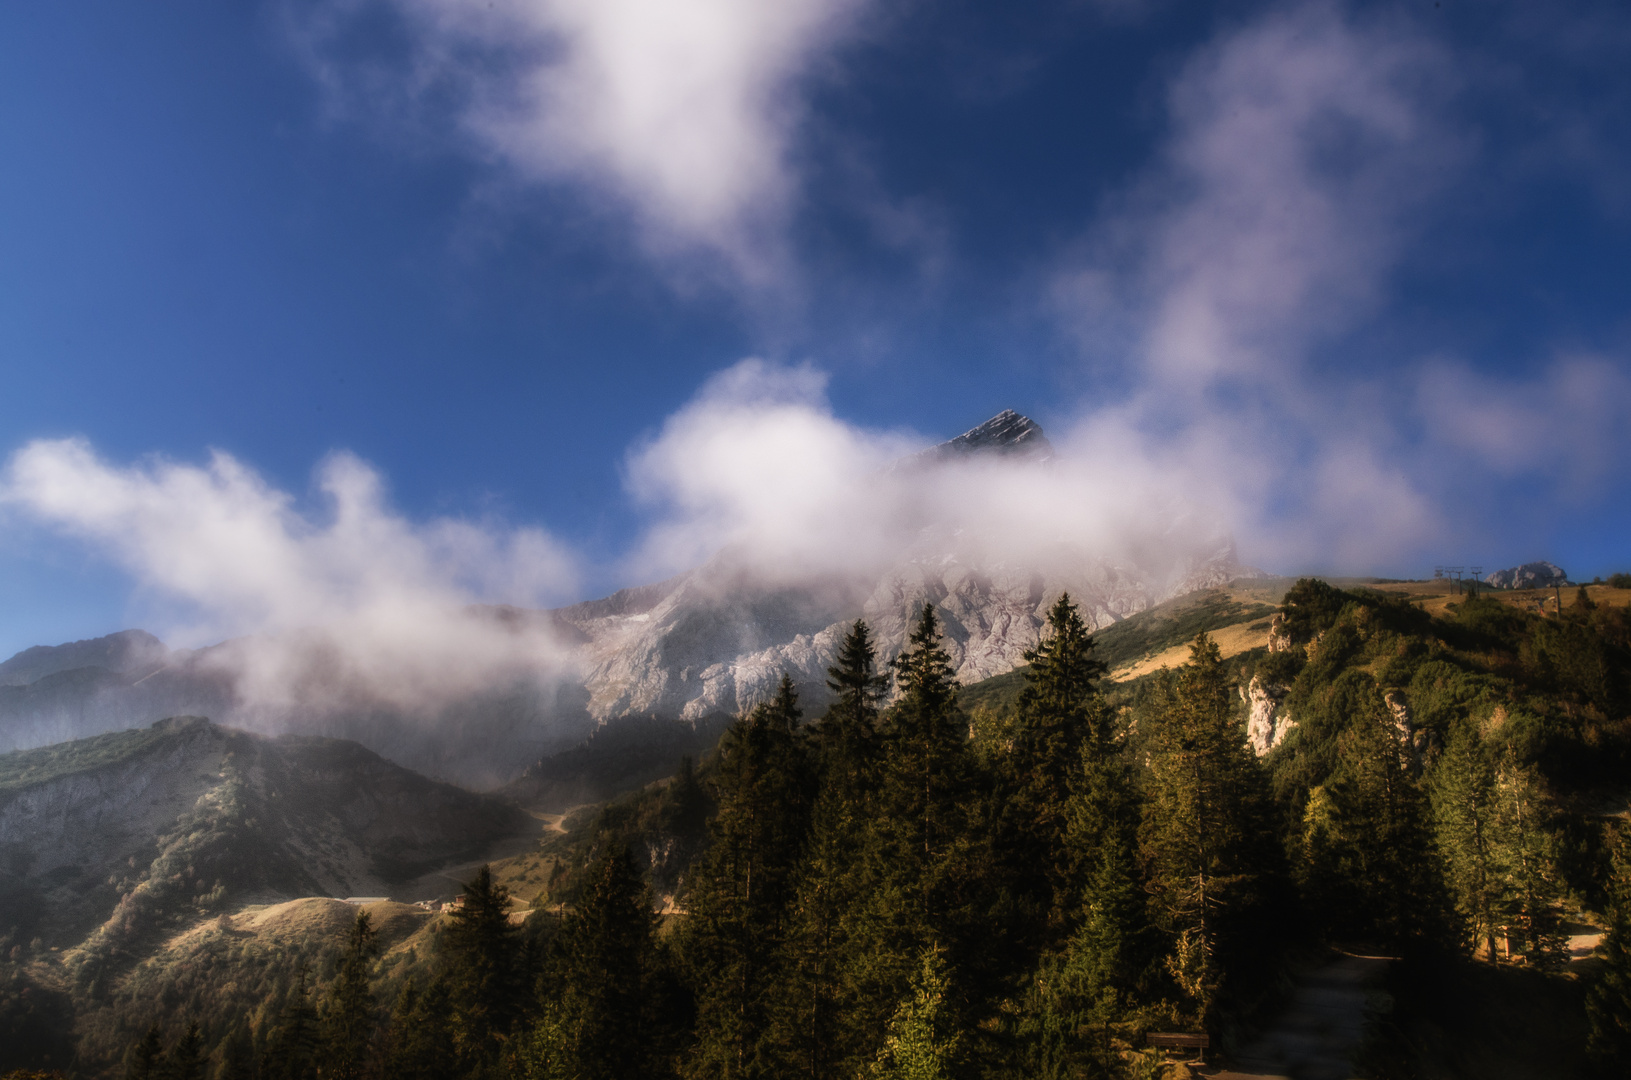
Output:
[
  {"left": 166, "top": 1022, "right": 205, "bottom": 1080},
  {"left": 445, "top": 865, "right": 524, "bottom": 1066},
  {"left": 1588, "top": 825, "right": 1631, "bottom": 1062},
  {"left": 528, "top": 845, "right": 657, "bottom": 1080},
  {"left": 1430, "top": 723, "right": 1502, "bottom": 960},
  {"left": 1138, "top": 633, "right": 1276, "bottom": 1025},
  {"left": 1007, "top": 594, "right": 1109, "bottom": 928},
  {"left": 775, "top": 621, "right": 888, "bottom": 1079},
  {"left": 684, "top": 675, "right": 811, "bottom": 1079},
  {"left": 125, "top": 1025, "right": 166, "bottom": 1080},
  {"left": 319, "top": 910, "right": 380, "bottom": 1080},
  {"left": 267, "top": 964, "right": 319, "bottom": 1080},
  {"left": 381, "top": 979, "right": 458, "bottom": 1080}
]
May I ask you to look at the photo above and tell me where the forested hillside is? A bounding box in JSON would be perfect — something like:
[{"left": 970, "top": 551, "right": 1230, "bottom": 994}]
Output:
[{"left": 8, "top": 579, "right": 1631, "bottom": 1079}]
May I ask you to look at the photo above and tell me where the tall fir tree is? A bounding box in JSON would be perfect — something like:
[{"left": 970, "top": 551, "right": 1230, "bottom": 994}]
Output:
[
  {"left": 684, "top": 675, "right": 811, "bottom": 1079},
  {"left": 1587, "top": 825, "right": 1631, "bottom": 1062},
  {"left": 866, "top": 947, "right": 963, "bottom": 1080},
  {"left": 319, "top": 910, "right": 380, "bottom": 1080},
  {"left": 775, "top": 621, "right": 888, "bottom": 1079},
  {"left": 1430, "top": 723, "right": 1503, "bottom": 960},
  {"left": 1008, "top": 594, "right": 1109, "bottom": 928},
  {"left": 267, "top": 964, "right": 320, "bottom": 1080},
  {"left": 1138, "top": 633, "right": 1275, "bottom": 1025},
  {"left": 125, "top": 1025, "right": 166, "bottom": 1080},
  {"left": 529, "top": 845, "right": 658, "bottom": 1080},
  {"left": 445, "top": 865, "right": 525, "bottom": 1066},
  {"left": 167, "top": 1022, "right": 206, "bottom": 1080},
  {"left": 1491, "top": 748, "right": 1569, "bottom": 968},
  {"left": 381, "top": 979, "right": 458, "bottom": 1080}
]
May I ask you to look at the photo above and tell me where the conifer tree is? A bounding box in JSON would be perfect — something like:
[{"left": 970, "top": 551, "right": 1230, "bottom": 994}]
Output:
[
  {"left": 867, "top": 947, "right": 962, "bottom": 1080},
  {"left": 1138, "top": 633, "right": 1271, "bottom": 1023},
  {"left": 268, "top": 964, "right": 319, "bottom": 1080},
  {"left": 776, "top": 622, "right": 888, "bottom": 1079},
  {"left": 320, "top": 910, "right": 380, "bottom": 1080},
  {"left": 685, "top": 675, "right": 810, "bottom": 1078},
  {"left": 531, "top": 845, "right": 657, "bottom": 1080},
  {"left": 382, "top": 979, "right": 457, "bottom": 1080},
  {"left": 1008, "top": 594, "right": 1109, "bottom": 926},
  {"left": 1491, "top": 748, "right": 1568, "bottom": 968},
  {"left": 1431, "top": 723, "right": 1502, "bottom": 960},
  {"left": 125, "top": 1025, "right": 165, "bottom": 1080},
  {"left": 1588, "top": 825, "right": 1631, "bottom": 1062},
  {"left": 167, "top": 1022, "right": 205, "bottom": 1080},
  {"left": 445, "top": 865, "right": 524, "bottom": 1064}
]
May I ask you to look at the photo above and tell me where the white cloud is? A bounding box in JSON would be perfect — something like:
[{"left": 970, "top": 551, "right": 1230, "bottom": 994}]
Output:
[
  {"left": 1, "top": 439, "right": 580, "bottom": 712},
  {"left": 293, "top": 0, "right": 871, "bottom": 279}
]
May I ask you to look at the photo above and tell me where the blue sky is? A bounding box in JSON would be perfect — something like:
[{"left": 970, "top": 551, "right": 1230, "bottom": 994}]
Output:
[{"left": 1, "top": 0, "right": 1628, "bottom": 656}]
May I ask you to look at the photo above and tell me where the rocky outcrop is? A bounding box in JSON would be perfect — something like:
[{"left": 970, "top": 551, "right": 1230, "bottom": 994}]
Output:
[
  {"left": 1484, "top": 562, "right": 1567, "bottom": 590},
  {"left": 1243, "top": 676, "right": 1295, "bottom": 756}
]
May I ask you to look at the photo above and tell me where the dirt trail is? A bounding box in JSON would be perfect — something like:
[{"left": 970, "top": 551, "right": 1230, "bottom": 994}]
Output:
[{"left": 1204, "top": 953, "right": 1392, "bottom": 1080}]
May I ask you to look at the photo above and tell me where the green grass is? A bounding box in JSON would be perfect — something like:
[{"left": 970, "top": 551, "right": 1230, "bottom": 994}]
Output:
[{"left": 0, "top": 716, "right": 207, "bottom": 794}]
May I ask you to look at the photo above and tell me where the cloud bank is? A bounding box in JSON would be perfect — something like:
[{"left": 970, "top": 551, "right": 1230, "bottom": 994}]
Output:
[
  {"left": 293, "top": 0, "right": 872, "bottom": 278},
  {"left": 1, "top": 439, "right": 580, "bottom": 714}
]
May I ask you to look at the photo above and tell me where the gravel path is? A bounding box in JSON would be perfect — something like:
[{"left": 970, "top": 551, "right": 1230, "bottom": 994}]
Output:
[{"left": 1203, "top": 953, "right": 1392, "bottom": 1080}]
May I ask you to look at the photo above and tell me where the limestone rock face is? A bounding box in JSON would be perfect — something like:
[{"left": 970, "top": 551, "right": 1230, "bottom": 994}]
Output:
[
  {"left": 1484, "top": 562, "right": 1567, "bottom": 590},
  {"left": 1243, "top": 676, "right": 1294, "bottom": 756},
  {"left": 556, "top": 410, "right": 1262, "bottom": 724}
]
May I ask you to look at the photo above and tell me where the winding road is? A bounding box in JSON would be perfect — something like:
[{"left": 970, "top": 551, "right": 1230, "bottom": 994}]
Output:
[{"left": 1204, "top": 952, "right": 1393, "bottom": 1080}]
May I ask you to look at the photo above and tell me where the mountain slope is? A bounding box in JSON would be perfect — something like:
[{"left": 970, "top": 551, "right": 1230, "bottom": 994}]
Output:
[{"left": 0, "top": 717, "right": 530, "bottom": 961}]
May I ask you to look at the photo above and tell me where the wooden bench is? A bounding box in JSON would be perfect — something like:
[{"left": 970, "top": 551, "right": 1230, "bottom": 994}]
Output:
[{"left": 1146, "top": 1032, "right": 1210, "bottom": 1063}]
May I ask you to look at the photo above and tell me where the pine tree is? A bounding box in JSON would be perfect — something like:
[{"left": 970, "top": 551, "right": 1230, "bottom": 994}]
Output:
[
  {"left": 536, "top": 844, "right": 657, "bottom": 1080},
  {"left": 867, "top": 947, "right": 962, "bottom": 1080},
  {"left": 125, "top": 1025, "right": 166, "bottom": 1080},
  {"left": 685, "top": 675, "right": 811, "bottom": 1079},
  {"left": 381, "top": 979, "right": 458, "bottom": 1080},
  {"left": 1431, "top": 723, "right": 1503, "bottom": 960},
  {"left": 1491, "top": 748, "right": 1569, "bottom": 968},
  {"left": 1587, "top": 825, "right": 1631, "bottom": 1061},
  {"left": 1138, "top": 633, "right": 1271, "bottom": 1024},
  {"left": 1008, "top": 594, "right": 1109, "bottom": 927},
  {"left": 445, "top": 864, "right": 524, "bottom": 1065},
  {"left": 776, "top": 621, "right": 888, "bottom": 1079},
  {"left": 319, "top": 910, "right": 380, "bottom": 1080},
  {"left": 167, "top": 1021, "right": 206, "bottom": 1080},
  {"left": 268, "top": 964, "right": 319, "bottom": 1080}
]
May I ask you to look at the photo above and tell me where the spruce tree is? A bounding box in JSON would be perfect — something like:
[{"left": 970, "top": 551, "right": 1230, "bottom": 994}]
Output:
[
  {"left": 445, "top": 864, "right": 524, "bottom": 1065},
  {"left": 1588, "top": 825, "right": 1631, "bottom": 1062},
  {"left": 535, "top": 844, "right": 657, "bottom": 1080},
  {"left": 1008, "top": 594, "right": 1109, "bottom": 927},
  {"left": 1491, "top": 748, "right": 1569, "bottom": 968},
  {"left": 125, "top": 1025, "right": 166, "bottom": 1080},
  {"left": 1138, "top": 633, "right": 1272, "bottom": 1024},
  {"left": 685, "top": 675, "right": 811, "bottom": 1078},
  {"left": 382, "top": 979, "right": 458, "bottom": 1080},
  {"left": 866, "top": 947, "right": 962, "bottom": 1080},
  {"left": 1431, "top": 723, "right": 1503, "bottom": 960},
  {"left": 267, "top": 964, "right": 320, "bottom": 1080},
  {"left": 776, "top": 621, "right": 888, "bottom": 1079},
  {"left": 167, "top": 1022, "right": 206, "bottom": 1080},
  {"left": 319, "top": 910, "right": 380, "bottom": 1080}
]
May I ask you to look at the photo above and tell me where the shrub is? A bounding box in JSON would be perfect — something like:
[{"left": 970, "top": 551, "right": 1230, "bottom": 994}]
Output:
[{"left": 1609, "top": 572, "right": 1631, "bottom": 590}]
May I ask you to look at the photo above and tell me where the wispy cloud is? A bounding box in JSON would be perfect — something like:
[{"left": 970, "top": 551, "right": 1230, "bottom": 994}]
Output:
[{"left": 290, "top": 0, "right": 872, "bottom": 282}]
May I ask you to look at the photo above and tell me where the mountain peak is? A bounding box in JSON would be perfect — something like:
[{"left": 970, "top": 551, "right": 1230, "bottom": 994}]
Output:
[{"left": 905, "top": 409, "right": 1053, "bottom": 469}]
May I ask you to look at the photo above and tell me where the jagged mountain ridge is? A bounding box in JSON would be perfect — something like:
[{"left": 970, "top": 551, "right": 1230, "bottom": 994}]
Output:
[{"left": 552, "top": 409, "right": 1258, "bottom": 724}]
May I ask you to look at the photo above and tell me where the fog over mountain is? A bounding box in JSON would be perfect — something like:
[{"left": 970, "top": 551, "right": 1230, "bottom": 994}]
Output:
[{"left": 0, "top": 394, "right": 1254, "bottom": 787}]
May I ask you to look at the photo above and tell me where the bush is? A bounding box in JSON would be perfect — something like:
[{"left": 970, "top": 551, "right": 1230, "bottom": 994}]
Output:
[{"left": 1609, "top": 572, "right": 1631, "bottom": 590}]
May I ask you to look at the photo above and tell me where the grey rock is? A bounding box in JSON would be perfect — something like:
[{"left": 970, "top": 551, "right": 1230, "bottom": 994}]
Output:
[{"left": 1484, "top": 561, "right": 1567, "bottom": 590}]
